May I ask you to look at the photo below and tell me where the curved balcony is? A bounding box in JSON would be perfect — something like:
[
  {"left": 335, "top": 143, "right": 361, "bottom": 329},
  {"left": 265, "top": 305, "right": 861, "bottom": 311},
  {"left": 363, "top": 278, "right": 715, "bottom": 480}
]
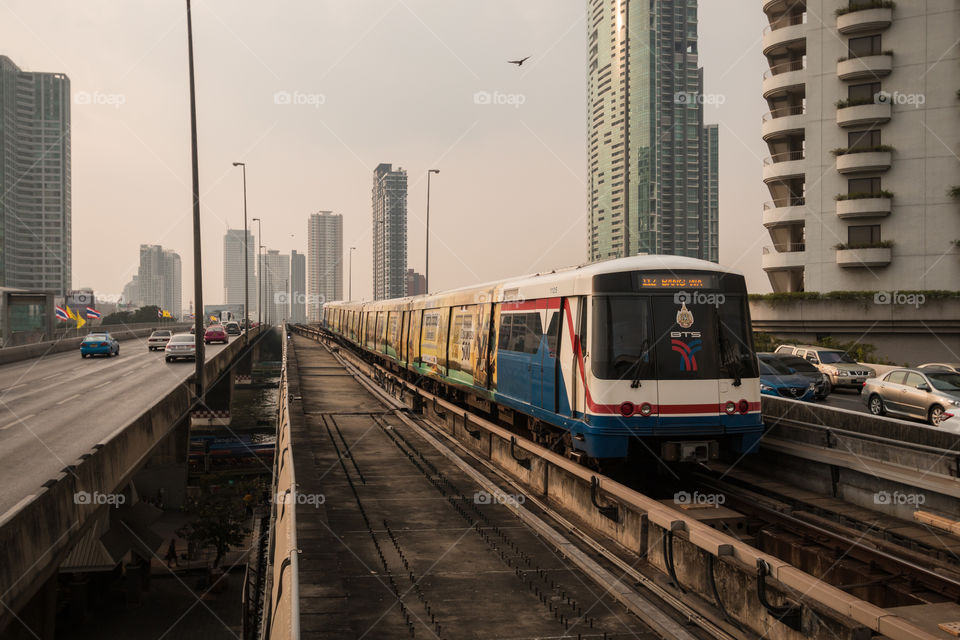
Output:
[
  {"left": 836, "top": 246, "right": 892, "bottom": 267},
  {"left": 762, "top": 200, "right": 806, "bottom": 228},
  {"left": 763, "top": 151, "right": 806, "bottom": 183},
  {"left": 764, "top": 0, "right": 806, "bottom": 14},
  {"left": 836, "top": 150, "right": 892, "bottom": 174},
  {"left": 837, "top": 7, "right": 893, "bottom": 34},
  {"left": 762, "top": 106, "right": 806, "bottom": 141},
  {"left": 762, "top": 244, "right": 807, "bottom": 270},
  {"left": 762, "top": 61, "right": 806, "bottom": 98},
  {"left": 762, "top": 20, "right": 806, "bottom": 56},
  {"left": 837, "top": 54, "right": 893, "bottom": 81},
  {"left": 836, "top": 102, "right": 891, "bottom": 127},
  {"left": 836, "top": 196, "right": 892, "bottom": 218}
]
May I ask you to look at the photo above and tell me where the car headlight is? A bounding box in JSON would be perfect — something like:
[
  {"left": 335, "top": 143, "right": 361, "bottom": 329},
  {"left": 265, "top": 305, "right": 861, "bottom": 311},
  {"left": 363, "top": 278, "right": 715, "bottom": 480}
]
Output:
[
  {"left": 760, "top": 383, "right": 774, "bottom": 392},
  {"left": 838, "top": 370, "right": 849, "bottom": 376},
  {"left": 952, "top": 400, "right": 960, "bottom": 408},
  {"left": 807, "top": 383, "right": 815, "bottom": 390}
]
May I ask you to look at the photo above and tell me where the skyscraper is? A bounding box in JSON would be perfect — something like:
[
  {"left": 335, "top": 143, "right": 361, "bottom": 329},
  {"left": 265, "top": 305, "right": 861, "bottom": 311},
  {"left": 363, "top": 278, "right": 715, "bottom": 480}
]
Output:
[
  {"left": 405, "top": 268, "right": 426, "bottom": 296},
  {"left": 290, "top": 250, "right": 306, "bottom": 323},
  {"left": 306, "top": 211, "right": 343, "bottom": 321},
  {"left": 137, "top": 245, "right": 181, "bottom": 314},
  {"left": 223, "top": 228, "right": 257, "bottom": 317},
  {"left": 586, "top": 1, "right": 719, "bottom": 263},
  {"left": 0, "top": 56, "right": 71, "bottom": 294},
  {"left": 372, "top": 164, "right": 408, "bottom": 300},
  {"left": 259, "top": 249, "right": 290, "bottom": 325},
  {"left": 701, "top": 124, "right": 719, "bottom": 263}
]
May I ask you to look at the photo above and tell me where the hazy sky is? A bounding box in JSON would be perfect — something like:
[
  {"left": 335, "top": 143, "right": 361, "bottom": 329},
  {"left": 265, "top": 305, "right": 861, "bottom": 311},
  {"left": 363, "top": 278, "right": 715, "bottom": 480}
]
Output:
[{"left": 0, "top": 0, "right": 770, "bottom": 306}]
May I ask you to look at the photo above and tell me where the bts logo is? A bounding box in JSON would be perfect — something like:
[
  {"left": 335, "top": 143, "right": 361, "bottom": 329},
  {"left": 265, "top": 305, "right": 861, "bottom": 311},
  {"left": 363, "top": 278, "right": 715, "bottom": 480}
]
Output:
[{"left": 671, "top": 338, "right": 702, "bottom": 372}]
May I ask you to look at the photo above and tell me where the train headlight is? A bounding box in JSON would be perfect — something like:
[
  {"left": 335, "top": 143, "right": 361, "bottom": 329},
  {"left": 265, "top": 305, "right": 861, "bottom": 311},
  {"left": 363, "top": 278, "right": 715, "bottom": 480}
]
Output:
[
  {"left": 724, "top": 401, "right": 737, "bottom": 414},
  {"left": 639, "top": 402, "right": 653, "bottom": 417},
  {"left": 738, "top": 399, "right": 750, "bottom": 414},
  {"left": 619, "top": 401, "right": 635, "bottom": 417}
]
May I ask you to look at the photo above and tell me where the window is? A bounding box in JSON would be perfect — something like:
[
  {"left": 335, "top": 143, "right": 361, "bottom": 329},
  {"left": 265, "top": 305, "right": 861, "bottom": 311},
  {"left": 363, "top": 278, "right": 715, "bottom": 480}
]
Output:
[
  {"left": 592, "top": 296, "right": 654, "bottom": 380},
  {"left": 498, "top": 312, "right": 543, "bottom": 355},
  {"left": 848, "top": 82, "right": 880, "bottom": 104},
  {"left": 848, "top": 35, "right": 881, "bottom": 58},
  {"left": 885, "top": 370, "right": 907, "bottom": 385},
  {"left": 848, "top": 224, "right": 881, "bottom": 246},
  {"left": 545, "top": 311, "right": 560, "bottom": 355},
  {"left": 848, "top": 129, "right": 880, "bottom": 150},
  {"left": 904, "top": 372, "right": 926, "bottom": 388},
  {"left": 848, "top": 177, "right": 881, "bottom": 196}
]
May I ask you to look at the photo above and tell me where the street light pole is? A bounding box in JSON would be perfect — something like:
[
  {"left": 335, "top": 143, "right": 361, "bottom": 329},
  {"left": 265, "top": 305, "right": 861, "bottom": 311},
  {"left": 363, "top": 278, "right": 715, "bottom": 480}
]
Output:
[
  {"left": 252, "top": 217, "right": 262, "bottom": 327},
  {"left": 425, "top": 169, "right": 439, "bottom": 294},
  {"left": 185, "top": 0, "right": 205, "bottom": 397},
  {"left": 260, "top": 244, "right": 268, "bottom": 325},
  {"left": 349, "top": 246, "right": 356, "bottom": 300},
  {"left": 232, "top": 162, "right": 249, "bottom": 342}
]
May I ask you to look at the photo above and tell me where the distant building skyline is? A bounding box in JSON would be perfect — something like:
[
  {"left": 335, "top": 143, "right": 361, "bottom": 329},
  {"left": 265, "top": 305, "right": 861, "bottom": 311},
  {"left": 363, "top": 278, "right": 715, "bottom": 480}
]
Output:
[
  {"left": 136, "top": 244, "right": 180, "bottom": 314},
  {"left": 290, "top": 250, "right": 306, "bottom": 323},
  {"left": 222, "top": 228, "right": 257, "bottom": 319},
  {"left": 586, "top": 0, "right": 719, "bottom": 263},
  {"left": 405, "top": 268, "right": 425, "bottom": 296},
  {"left": 307, "top": 211, "right": 343, "bottom": 322},
  {"left": 0, "top": 55, "right": 72, "bottom": 295},
  {"left": 372, "top": 163, "right": 408, "bottom": 300},
  {"left": 259, "top": 249, "right": 289, "bottom": 325}
]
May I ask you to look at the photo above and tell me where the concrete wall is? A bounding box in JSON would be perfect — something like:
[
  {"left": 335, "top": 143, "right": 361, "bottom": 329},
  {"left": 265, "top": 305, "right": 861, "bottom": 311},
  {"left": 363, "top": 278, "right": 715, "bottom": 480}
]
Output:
[
  {"left": 750, "top": 297, "right": 960, "bottom": 364},
  {"left": 0, "top": 324, "right": 192, "bottom": 366}
]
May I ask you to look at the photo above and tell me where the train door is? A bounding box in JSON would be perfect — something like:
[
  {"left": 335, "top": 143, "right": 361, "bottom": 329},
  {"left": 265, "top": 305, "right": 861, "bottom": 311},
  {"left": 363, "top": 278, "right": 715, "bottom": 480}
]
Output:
[
  {"left": 495, "top": 305, "right": 540, "bottom": 403},
  {"left": 399, "top": 311, "right": 408, "bottom": 365},
  {"left": 535, "top": 299, "right": 561, "bottom": 412}
]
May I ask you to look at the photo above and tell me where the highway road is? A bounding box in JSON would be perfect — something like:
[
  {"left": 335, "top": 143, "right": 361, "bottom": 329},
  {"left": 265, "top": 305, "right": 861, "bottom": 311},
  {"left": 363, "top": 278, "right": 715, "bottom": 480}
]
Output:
[{"left": 0, "top": 333, "right": 237, "bottom": 515}]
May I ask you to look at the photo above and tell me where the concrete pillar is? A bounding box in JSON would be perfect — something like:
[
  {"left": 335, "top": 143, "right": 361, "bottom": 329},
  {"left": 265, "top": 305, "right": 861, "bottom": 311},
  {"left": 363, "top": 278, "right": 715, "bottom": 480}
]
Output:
[
  {"left": 133, "top": 414, "right": 191, "bottom": 509},
  {"left": 5, "top": 572, "right": 57, "bottom": 640}
]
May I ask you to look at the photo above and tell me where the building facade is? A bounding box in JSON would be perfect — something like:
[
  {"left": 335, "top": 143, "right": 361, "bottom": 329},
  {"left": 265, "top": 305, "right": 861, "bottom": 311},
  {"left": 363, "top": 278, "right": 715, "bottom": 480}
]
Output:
[
  {"left": 306, "top": 211, "right": 343, "bottom": 321},
  {"left": 761, "top": 1, "right": 960, "bottom": 292},
  {"left": 372, "top": 164, "right": 408, "bottom": 300},
  {"left": 586, "top": 0, "right": 719, "bottom": 263},
  {"left": 223, "top": 228, "right": 257, "bottom": 319},
  {"left": 0, "top": 56, "right": 71, "bottom": 295},
  {"left": 404, "top": 268, "right": 425, "bottom": 296},
  {"left": 137, "top": 245, "right": 181, "bottom": 315},
  {"left": 259, "top": 249, "right": 290, "bottom": 325},
  {"left": 290, "top": 250, "right": 306, "bottom": 323}
]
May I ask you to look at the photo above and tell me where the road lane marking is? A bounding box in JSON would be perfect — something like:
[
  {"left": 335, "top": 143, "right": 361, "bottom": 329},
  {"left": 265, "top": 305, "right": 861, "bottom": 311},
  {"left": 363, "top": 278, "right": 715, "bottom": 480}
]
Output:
[
  {"left": 0, "top": 413, "right": 35, "bottom": 431},
  {"left": 94, "top": 381, "right": 112, "bottom": 389},
  {"left": 55, "top": 394, "right": 79, "bottom": 405},
  {"left": 121, "top": 370, "right": 134, "bottom": 377},
  {"left": 2, "top": 383, "right": 25, "bottom": 392},
  {"left": 42, "top": 373, "right": 61, "bottom": 380}
]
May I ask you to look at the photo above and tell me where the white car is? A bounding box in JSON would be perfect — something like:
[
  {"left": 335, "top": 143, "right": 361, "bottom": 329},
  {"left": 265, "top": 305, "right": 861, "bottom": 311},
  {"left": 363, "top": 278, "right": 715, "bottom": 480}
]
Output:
[
  {"left": 164, "top": 333, "right": 197, "bottom": 362},
  {"left": 148, "top": 329, "right": 173, "bottom": 351}
]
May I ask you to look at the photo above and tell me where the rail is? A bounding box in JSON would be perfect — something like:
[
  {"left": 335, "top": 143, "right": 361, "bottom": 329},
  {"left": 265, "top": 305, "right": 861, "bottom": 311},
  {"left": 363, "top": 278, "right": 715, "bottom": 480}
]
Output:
[
  {"left": 262, "top": 332, "right": 300, "bottom": 640},
  {"left": 292, "top": 324, "right": 942, "bottom": 640}
]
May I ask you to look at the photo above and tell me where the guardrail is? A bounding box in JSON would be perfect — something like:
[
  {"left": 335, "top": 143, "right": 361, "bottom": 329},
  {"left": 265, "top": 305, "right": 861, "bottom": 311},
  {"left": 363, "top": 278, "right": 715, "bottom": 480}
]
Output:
[
  {"left": 262, "top": 333, "right": 300, "bottom": 640},
  {"left": 0, "top": 323, "right": 193, "bottom": 366}
]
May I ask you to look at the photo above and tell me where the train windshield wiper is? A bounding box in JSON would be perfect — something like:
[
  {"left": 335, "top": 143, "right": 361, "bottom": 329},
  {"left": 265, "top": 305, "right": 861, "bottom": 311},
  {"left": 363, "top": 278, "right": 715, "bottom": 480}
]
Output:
[{"left": 717, "top": 315, "right": 742, "bottom": 387}]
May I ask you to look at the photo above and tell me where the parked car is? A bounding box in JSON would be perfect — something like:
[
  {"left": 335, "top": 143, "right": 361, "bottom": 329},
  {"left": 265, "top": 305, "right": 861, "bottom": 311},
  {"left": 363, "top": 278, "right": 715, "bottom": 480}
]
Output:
[
  {"left": 81, "top": 332, "right": 119, "bottom": 358},
  {"left": 223, "top": 321, "right": 241, "bottom": 336},
  {"left": 918, "top": 363, "right": 960, "bottom": 374},
  {"left": 758, "top": 354, "right": 816, "bottom": 401},
  {"left": 165, "top": 333, "right": 197, "bottom": 362},
  {"left": 774, "top": 344, "right": 875, "bottom": 393},
  {"left": 147, "top": 329, "right": 173, "bottom": 351},
  {"left": 863, "top": 368, "right": 960, "bottom": 425},
  {"left": 764, "top": 352, "right": 830, "bottom": 399},
  {"left": 204, "top": 324, "right": 228, "bottom": 344}
]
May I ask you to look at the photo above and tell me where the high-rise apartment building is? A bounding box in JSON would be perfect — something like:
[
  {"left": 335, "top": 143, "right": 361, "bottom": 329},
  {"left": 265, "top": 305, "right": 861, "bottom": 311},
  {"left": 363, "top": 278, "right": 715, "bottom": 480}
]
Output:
[
  {"left": 306, "top": 211, "right": 343, "bottom": 321},
  {"left": 761, "top": 1, "right": 960, "bottom": 292},
  {"left": 259, "top": 249, "right": 290, "bottom": 325},
  {"left": 701, "top": 124, "right": 719, "bottom": 263},
  {"left": 137, "top": 245, "right": 181, "bottom": 314},
  {"left": 290, "top": 250, "right": 306, "bottom": 323},
  {"left": 372, "top": 164, "right": 408, "bottom": 300},
  {"left": 0, "top": 56, "right": 71, "bottom": 295},
  {"left": 586, "top": 0, "right": 719, "bottom": 263},
  {"left": 223, "top": 228, "right": 257, "bottom": 318},
  {"left": 405, "top": 268, "right": 425, "bottom": 296}
]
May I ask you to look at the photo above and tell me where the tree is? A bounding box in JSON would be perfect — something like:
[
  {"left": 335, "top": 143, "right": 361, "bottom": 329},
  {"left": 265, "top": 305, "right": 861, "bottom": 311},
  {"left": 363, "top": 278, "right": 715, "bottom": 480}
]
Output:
[
  {"left": 99, "top": 305, "right": 162, "bottom": 326},
  {"left": 176, "top": 481, "right": 254, "bottom": 568}
]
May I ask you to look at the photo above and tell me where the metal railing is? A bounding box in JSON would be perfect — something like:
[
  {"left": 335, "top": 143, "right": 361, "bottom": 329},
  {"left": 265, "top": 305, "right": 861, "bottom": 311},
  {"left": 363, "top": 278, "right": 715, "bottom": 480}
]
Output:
[
  {"left": 762, "top": 150, "right": 805, "bottom": 165},
  {"left": 262, "top": 332, "right": 300, "bottom": 639},
  {"left": 762, "top": 11, "right": 807, "bottom": 34},
  {"left": 763, "top": 242, "right": 806, "bottom": 254},
  {"left": 762, "top": 59, "right": 805, "bottom": 79},
  {"left": 761, "top": 104, "right": 806, "bottom": 121},
  {"left": 763, "top": 197, "right": 806, "bottom": 209},
  {"left": 3, "top": 321, "right": 189, "bottom": 348}
]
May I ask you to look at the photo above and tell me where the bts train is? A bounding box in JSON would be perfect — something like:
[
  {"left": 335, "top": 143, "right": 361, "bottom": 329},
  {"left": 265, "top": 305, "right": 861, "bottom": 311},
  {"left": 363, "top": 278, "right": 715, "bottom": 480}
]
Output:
[{"left": 322, "top": 255, "right": 762, "bottom": 462}]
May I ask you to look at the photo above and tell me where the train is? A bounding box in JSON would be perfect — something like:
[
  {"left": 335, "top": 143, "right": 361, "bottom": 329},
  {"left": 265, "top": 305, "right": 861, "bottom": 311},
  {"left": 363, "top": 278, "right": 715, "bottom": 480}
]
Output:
[{"left": 321, "top": 255, "right": 763, "bottom": 462}]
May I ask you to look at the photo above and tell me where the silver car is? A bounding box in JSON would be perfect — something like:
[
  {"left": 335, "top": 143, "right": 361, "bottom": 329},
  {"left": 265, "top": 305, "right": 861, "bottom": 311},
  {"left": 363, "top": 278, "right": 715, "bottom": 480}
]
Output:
[{"left": 864, "top": 368, "right": 960, "bottom": 425}]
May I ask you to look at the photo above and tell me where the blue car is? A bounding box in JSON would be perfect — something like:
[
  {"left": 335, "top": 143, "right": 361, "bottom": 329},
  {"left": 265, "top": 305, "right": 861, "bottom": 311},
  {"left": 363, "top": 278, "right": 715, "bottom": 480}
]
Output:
[
  {"left": 80, "top": 332, "right": 119, "bottom": 358},
  {"left": 758, "top": 354, "right": 815, "bottom": 401}
]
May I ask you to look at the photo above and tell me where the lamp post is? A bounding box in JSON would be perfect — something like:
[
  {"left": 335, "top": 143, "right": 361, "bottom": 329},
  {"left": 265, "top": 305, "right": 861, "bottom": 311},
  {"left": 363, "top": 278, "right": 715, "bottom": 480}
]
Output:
[
  {"left": 425, "top": 169, "right": 439, "bottom": 293},
  {"left": 260, "top": 244, "right": 268, "bottom": 325},
  {"left": 185, "top": 0, "right": 205, "bottom": 397},
  {"left": 348, "top": 246, "right": 356, "bottom": 300},
  {"left": 232, "top": 162, "right": 249, "bottom": 341},
  {"left": 252, "top": 217, "right": 262, "bottom": 327}
]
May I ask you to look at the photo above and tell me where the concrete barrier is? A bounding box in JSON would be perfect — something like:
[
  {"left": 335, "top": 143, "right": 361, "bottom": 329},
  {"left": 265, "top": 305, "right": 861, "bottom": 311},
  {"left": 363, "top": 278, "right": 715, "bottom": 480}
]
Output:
[{"left": 0, "top": 324, "right": 192, "bottom": 366}]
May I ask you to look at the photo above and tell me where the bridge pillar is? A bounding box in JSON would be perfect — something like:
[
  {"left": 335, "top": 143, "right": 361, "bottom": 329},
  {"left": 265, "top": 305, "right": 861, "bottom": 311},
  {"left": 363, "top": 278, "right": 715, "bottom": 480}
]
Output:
[
  {"left": 4, "top": 572, "right": 57, "bottom": 640},
  {"left": 133, "top": 413, "right": 190, "bottom": 509}
]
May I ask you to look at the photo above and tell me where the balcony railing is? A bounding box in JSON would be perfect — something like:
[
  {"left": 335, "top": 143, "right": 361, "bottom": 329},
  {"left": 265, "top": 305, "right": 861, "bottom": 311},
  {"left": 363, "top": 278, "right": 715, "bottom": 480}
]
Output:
[
  {"left": 763, "top": 242, "right": 806, "bottom": 254},
  {"left": 763, "top": 11, "right": 807, "bottom": 34},
  {"left": 762, "top": 105, "right": 806, "bottom": 121},
  {"left": 762, "top": 59, "right": 805, "bottom": 79},
  {"left": 763, "top": 150, "right": 806, "bottom": 165},
  {"left": 763, "top": 197, "right": 806, "bottom": 209}
]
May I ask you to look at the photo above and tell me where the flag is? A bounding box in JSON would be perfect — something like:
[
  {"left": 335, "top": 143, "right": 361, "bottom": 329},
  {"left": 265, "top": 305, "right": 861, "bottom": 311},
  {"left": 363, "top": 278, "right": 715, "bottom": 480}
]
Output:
[
  {"left": 55, "top": 306, "right": 69, "bottom": 321},
  {"left": 209, "top": 315, "right": 218, "bottom": 323},
  {"left": 65, "top": 306, "right": 77, "bottom": 320},
  {"left": 157, "top": 309, "right": 164, "bottom": 319},
  {"left": 76, "top": 313, "right": 86, "bottom": 329},
  {"left": 85, "top": 307, "right": 102, "bottom": 319},
  {"left": 189, "top": 313, "right": 195, "bottom": 319},
  {"left": 162, "top": 310, "right": 173, "bottom": 319}
]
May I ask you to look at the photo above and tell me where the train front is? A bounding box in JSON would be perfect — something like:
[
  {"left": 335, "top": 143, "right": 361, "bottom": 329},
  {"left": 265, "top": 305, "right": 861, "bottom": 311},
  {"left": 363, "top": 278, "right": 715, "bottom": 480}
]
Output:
[{"left": 577, "top": 269, "right": 762, "bottom": 462}]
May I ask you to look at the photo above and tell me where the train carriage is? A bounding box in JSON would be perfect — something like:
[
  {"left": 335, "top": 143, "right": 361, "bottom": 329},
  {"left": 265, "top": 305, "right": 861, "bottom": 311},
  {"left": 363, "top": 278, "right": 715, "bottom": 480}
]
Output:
[{"left": 321, "top": 256, "right": 762, "bottom": 462}]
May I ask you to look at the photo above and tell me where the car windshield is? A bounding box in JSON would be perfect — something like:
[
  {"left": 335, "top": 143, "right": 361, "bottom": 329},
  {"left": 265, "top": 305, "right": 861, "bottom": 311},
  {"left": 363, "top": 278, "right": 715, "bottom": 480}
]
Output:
[
  {"left": 818, "top": 351, "right": 857, "bottom": 364},
  {"left": 85, "top": 334, "right": 106, "bottom": 340},
  {"left": 778, "top": 356, "right": 817, "bottom": 373},
  {"left": 927, "top": 373, "right": 960, "bottom": 392},
  {"left": 169, "top": 335, "right": 194, "bottom": 344},
  {"left": 759, "top": 357, "right": 793, "bottom": 375},
  {"left": 153, "top": 330, "right": 171, "bottom": 337}
]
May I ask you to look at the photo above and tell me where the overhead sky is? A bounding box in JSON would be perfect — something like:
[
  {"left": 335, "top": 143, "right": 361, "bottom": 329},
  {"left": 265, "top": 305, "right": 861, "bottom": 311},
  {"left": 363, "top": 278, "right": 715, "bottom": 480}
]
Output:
[{"left": 0, "top": 0, "right": 769, "bottom": 306}]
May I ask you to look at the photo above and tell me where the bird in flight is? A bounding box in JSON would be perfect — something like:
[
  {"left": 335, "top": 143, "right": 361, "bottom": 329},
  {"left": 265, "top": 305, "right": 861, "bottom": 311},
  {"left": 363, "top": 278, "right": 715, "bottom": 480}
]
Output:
[{"left": 508, "top": 56, "right": 531, "bottom": 67}]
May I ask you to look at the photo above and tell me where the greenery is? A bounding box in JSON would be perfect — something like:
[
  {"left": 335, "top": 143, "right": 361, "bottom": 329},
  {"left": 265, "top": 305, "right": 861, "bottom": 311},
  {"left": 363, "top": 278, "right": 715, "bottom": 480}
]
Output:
[
  {"left": 835, "top": 97, "right": 876, "bottom": 109},
  {"left": 833, "top": 240, "right": 895, "bottom": 250},
  {"left": 835, "top": 0, "right": 895, "bottom": 16},
  {"left": 835, "top": 190, "right": 893, "bottom": 201},
  {"left": 753, "top": 332, "right": 780, "bottom": 352},
  {"left": 948, "top": 185, "right": 960, "bottom": 200},
  {"left": 815, "top": 336, "right": 890, "bottom": 364},
  {"left": 176, "top": 478, "right": 258, "bottom": 568},
  {"left": 831, "top": 144, "right": 894, "bottom": 156},
  {"left": 99, "top": 305, "right": 164, "bottom": 326}
]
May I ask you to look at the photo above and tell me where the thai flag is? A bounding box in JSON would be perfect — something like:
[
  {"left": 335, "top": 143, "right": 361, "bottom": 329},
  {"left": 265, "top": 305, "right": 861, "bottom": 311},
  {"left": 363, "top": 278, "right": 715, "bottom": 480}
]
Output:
[
  {"left": 55, "top": 306, "right": 70, "bottom": 321},
  {"left": 85, "top": 307, "right": 102, "bottom": 319}
]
